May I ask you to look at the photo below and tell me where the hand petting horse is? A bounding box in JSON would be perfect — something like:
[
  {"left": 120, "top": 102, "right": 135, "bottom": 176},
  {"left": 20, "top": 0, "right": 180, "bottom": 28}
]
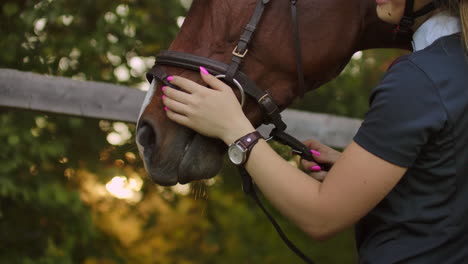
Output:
[{"left": 136, "top": 0, "right": 410, "bottom": 186}]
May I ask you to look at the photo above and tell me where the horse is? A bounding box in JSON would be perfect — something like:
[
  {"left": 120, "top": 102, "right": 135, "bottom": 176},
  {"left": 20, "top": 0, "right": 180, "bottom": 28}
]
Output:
[{"left": 136, "top": 0, "right": 410, "bottom": 186}]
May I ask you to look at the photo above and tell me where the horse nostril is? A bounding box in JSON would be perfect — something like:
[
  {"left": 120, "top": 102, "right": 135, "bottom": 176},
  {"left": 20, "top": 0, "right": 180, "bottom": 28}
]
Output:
[{"left": 137, "top": 122, "right": 156, "bottom": 149}]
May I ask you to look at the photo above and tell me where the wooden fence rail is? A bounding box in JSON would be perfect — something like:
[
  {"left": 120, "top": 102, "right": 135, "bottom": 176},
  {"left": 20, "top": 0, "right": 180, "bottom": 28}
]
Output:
[
  {"left": 0, "top": 68, "right": 145, "bottom": 123},
  {"left": 0, "top": 68, "right": 362, "bottom": 148}
]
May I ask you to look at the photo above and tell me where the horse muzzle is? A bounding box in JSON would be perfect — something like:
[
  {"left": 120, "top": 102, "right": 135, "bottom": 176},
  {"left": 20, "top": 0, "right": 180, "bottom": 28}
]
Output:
[{"left": 136, "top": 119, "right": 225, "bottom": 186}]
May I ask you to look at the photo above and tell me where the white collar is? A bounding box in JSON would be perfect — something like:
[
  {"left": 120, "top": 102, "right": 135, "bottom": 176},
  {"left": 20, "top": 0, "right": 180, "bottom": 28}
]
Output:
[{"left": 412, "top": 11, "right": 461, "bottom": 51}]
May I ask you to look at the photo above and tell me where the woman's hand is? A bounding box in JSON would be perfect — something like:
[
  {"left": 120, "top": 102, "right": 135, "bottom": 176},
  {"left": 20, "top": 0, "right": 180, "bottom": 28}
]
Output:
[
  {"left": 300, "top": 139, "right": 341, "bottom": 181},
  {"left": 162, "top": 67, "right": 255, "bottom": 145}
]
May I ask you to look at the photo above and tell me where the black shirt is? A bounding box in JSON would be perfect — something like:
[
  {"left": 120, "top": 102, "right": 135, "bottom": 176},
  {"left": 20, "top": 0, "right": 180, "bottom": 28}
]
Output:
[{"left": 354, "top": 33, "right": 468, "bottom": 263}]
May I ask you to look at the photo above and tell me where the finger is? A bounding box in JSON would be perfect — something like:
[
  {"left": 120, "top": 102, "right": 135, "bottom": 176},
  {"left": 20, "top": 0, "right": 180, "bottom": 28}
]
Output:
[
  {"left": 307, "top": 149, "right": 328, "bottom": 164},
  {"left": 310, "top": 150, "right": 336, "bottom": 165},
  {"left": 199, "top": 66, "right": 232, "bottom": 92},
  {"left": 167, "top": 75, "right": 204, "bottom": 94},
  {"left": 302, "top": 139, "right": 336, "bottom": 164},
  {"left": 300, "top": 160, "right": 325, "bottom": 176},
  {"left": 309, "top": 164, "right": 322, "bottom": 172},
  {"left": 303, "top": 139, "right": 324, "bottom": 151},
  {"left": 163, "top": 86, "right": 192, "bottom": 105},
  {"left": 302, "top": 160, "right": 322, "bottom": 173},
  {"left": 300, "top": 158, "right": 318, "bottom": 171},
  {"left": 166, "top": 109, "right": 192, "bottom": 127},
  {"left": 309, "top": 171, "right": 327, "bottom": 182},
  {"left": 163, "top": 96, "right": 191, "bottom": 116},
  {"left": 303, "top": 139, "right": 329, "bottom": 153},
  {"left": 310, "top": 149, "right": 321, "bottom": 157}
]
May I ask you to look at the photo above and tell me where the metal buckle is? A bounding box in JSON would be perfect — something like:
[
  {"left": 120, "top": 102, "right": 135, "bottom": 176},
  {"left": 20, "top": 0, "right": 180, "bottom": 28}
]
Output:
[
  {"left": 215, "top": 75, "right": 246, "bottom": 107},
  {"left": 232, "top": 46, "right": 248, "bottom": 58},
  {"left": 257, "top": 93, "right": 270, "bottom": 104}
]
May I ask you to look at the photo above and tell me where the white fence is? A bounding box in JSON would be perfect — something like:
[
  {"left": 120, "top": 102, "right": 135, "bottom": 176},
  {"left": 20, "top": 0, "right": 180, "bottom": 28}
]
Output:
[{"left": 0, "top": 68, "right": 361, "bottom": 148}]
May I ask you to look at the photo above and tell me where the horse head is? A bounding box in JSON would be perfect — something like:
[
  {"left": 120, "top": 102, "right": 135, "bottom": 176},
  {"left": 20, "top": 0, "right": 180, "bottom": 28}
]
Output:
[{"left": 136, "top": 0, "right": 410, "bottom": 186}]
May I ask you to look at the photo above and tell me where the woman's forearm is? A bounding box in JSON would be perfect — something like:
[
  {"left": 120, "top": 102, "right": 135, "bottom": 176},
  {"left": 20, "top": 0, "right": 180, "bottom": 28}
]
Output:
[{"left": 244, "top": 139, "right": 331, "bottom": 239}]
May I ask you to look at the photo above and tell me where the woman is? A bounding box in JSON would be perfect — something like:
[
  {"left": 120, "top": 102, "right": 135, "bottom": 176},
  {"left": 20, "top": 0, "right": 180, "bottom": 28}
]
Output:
[{"left": 161, "top": 0, "right": 468, "bottom": 262}]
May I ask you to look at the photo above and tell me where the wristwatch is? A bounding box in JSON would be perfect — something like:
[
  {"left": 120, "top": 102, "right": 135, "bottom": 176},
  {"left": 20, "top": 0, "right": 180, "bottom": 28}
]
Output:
[{"left": 228, "top": 131, "right": 263, "bottom": 166}]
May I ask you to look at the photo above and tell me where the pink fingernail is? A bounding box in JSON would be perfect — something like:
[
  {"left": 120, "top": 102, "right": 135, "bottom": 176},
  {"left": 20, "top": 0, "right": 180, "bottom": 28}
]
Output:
[
  {"left": 162, "top": 86, "right": 167, "bottom": 91},
  {"left": 200, "top": 66, "right": 209, "bottom": 75},
  {"left": 310, "top": 150, "right": 321, "bottom": 156},
  {"left": 164, "top": 106, "right": 169, "bottom": 112},
  {"left": 162, "top": 95, "right": 167, "bottom": 99},
  {"left": 310, "top": 165, "right": 321, "bottom": 172},
  {"left": 167, "top": 76, "right": 174, "bottom": 81}
]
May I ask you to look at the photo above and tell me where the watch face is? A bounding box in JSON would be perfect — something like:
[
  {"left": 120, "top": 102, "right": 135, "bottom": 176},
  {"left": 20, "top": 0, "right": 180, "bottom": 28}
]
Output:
[{"left": 228, "top": 144, "right": 245, "bottom": 165}]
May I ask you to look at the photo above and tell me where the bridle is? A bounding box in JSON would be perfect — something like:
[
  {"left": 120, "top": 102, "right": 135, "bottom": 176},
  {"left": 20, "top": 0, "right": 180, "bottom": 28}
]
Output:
[
  {"left": 146, "top": 1, "right": 331, "bottom": 263},
  {"left": 146, "top": 0, "right": 299, "bottom": 132}
]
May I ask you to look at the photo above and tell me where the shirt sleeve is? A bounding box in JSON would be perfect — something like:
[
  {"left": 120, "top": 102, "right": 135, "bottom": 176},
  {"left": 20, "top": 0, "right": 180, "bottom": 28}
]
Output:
[{"left": 353, "top": 59, "right": 447, "bottom": 167}]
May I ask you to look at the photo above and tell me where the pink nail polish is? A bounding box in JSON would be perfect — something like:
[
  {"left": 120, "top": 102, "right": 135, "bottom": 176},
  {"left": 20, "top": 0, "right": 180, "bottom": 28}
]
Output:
[
  {"left": 167, "top": 76, "right": 174, "bottom": 81},
  {"left": 164, "top": 106, "right": 169, "bottom": 112},
  {"left": 310, "top": 165, "right": 321, "bottom": 172},
  {"left": 200, "top": 66, "right": 209, "bottom": 75},
  {"left": 162, "top": 95, "right": 167, "bottom": 99},
  {"left": 162, "top": 86, "right": 167, "bottom": 91},
  {"left": 310, "top": 150, "right": 321, "bottom": 156}
]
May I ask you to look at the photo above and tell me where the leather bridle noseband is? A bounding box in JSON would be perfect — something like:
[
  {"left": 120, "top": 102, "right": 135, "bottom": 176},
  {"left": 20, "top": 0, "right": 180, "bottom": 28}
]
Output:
[{"left": 146, "top": 1, "right": 331, "bottom": 263}]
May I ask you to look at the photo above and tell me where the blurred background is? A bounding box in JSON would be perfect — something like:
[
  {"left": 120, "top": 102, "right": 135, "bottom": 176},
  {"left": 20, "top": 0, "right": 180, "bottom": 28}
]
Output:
[{"left": 0, "top": 0, "right": 407, "bottom": 263}]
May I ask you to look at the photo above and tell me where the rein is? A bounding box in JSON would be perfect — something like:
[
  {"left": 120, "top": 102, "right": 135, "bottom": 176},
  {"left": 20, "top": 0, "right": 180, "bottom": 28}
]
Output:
[{"left": 146, "top": 1, "right": 331, "bottom": 263}]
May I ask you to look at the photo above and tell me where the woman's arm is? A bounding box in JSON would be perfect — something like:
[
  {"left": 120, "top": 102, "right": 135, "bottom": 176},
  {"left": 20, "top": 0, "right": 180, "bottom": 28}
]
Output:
[
  {"left": 245, "top": 139, "right": 406, "bottom": 240},
  {"left": 162, "top": 70, "right": 407, "bottom": 240}
]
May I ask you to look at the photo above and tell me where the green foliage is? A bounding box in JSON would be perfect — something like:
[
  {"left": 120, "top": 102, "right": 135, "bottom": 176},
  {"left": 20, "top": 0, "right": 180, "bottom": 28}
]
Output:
[
  {"left": 1, "top": 0, "right": 406, "bottom": 263},
  {"left": 0, "top": 0, "right": 184, "bottom": 262},
  {"left": 0, "top": 111, "right": 122, "bottom": 264},
  {"left": 293, "top": 49, "right": 408, "bottom": 119},
  {"left": 0, "top": 0, "right": 184, "bottom": 84}
]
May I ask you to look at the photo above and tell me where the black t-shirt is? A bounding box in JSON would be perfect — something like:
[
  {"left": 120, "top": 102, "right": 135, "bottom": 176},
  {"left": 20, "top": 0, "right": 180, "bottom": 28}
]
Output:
[{"left": 354, "top": 33, "right": 468, "bottom": 263}]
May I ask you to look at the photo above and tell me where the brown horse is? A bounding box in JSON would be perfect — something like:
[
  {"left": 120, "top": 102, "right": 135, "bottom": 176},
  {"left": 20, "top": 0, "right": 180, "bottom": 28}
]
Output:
[{"left": 136, "top": 0, "right": 410, "bottom": 186}]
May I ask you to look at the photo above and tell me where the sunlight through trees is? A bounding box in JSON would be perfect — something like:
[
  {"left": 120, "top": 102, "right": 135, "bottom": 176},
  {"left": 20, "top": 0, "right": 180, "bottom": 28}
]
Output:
[{"left": 0, "top": 0, "right": 406, "bottom": 263}]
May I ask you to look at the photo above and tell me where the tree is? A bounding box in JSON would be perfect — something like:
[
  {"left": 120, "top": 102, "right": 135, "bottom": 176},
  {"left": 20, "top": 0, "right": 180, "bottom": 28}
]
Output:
[{"left": 0, "top": 0, "right": 405, "bottom": 263}]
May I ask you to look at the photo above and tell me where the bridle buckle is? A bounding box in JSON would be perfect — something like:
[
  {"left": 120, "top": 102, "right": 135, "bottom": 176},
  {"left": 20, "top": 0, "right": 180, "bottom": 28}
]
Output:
[{"left": 232, "top": 46, "right": 249, "bottom": 58}]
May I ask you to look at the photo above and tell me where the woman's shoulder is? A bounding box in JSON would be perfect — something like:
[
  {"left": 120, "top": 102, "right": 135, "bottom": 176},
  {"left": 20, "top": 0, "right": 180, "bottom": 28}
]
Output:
[
  {"left": 382, "top": 33, "right": 467, "bottom": 94},
  {"left": 406, "top": 33, "right": 466, "bottom": 80},
  {"left": 376, "top": 56, "right": 434, "bottom": 97},
  {"left": 379, "top": 33, "right": 468, "bottom": 128}
]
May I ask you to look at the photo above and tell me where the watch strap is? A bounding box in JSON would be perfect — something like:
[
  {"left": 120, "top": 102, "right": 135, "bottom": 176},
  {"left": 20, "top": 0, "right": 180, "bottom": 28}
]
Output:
[
  {"left": 235, "top": 131, "right": 263, "bottom": 150},
  {"left": 235, "top": 131, "right": 263, "bottom": 165}
]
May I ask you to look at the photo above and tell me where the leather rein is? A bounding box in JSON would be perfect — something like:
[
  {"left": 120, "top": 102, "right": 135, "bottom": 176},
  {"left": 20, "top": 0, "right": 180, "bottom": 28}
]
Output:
[{"left": 146, "top": 1, "right": 331, "bottom": 263}]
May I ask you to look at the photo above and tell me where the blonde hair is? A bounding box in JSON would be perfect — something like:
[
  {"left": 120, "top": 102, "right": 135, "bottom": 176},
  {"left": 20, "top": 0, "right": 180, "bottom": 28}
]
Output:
[
  {"left": 461, "top": 0, "right": 468, "bottom": 51},
  {"left": 445, "top": 0, "right": 468, "bottom": 51}
]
